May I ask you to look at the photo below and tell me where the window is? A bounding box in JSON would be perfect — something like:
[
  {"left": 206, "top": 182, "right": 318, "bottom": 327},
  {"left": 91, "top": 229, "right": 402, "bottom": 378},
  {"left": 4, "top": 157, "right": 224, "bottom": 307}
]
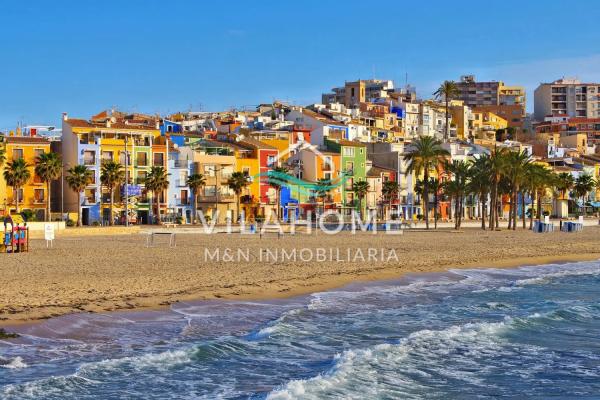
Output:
[
  {"left": 222, "top": 166, "right": 233, "bottom": 179},
  {"left": 34, "top": 189, "right": 44, "bottom": 203},
  {"left": 83, "top": 151, "right": 96, "bottom": 165},
  {"left": 136, "top": 152, "right": 148, "bottom": 166},
  {"left": 180, "top": 190, "right": 189, "bottom": 205},
  {"left": 242, "top": 167, "right": 250, "bottom": 177},
  {"left": 153, "top": 153, "right": 164, "bottom": 166},
  {"left": 13, "top": 188, "right": 24, "bottom": 202},
  {"left": 34, "top": 148, "right": 45, "bottom": 158},
  {"left": 102, "top": 151, "right": 114, "bottom": 161},
  {"left": 12, "top": 149, "right": 23, "bottom": 159},
  {"left": 346, "top": 161, "right": 354, "bottom": 174},
  {"left": 342, "top": 147, "right": 355, "bottom": 157},
  {"left": 137, "top": 171, "right": 147, "bottom": 184},
  {"left": 204, "top": 186, "right": 216, "bottom": 197},
  {"left": 204, "top": 165, "right": 216, "bottom": 176},
  {"left": 267, "top": 155, "right": 276, "bottom": 167},
  {"left": 119, "top": 151, "right": 130, "bottom": 165}
]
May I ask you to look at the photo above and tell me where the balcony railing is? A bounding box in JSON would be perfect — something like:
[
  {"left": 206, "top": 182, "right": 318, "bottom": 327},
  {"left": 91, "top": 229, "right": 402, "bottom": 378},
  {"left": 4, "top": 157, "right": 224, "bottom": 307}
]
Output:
[
  {"left": 172, "top": 160, "right": 188, "bottom": 168},
  {"left": 176, "top": 179, "right": 187, "bottom": 187},
  {"left": 83, "top": 158, "right": 96, "bottom": 166}
]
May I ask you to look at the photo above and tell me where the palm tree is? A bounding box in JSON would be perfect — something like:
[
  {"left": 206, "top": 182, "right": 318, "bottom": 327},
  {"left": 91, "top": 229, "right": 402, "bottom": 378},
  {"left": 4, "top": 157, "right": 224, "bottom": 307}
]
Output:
[
  {"left": 525, "top": 164, "right": 553, "bottom": 226},
  {"left": 434, "top": 80, "right": 460, "bottom": 142},
  {"left": 352, "top": 180, "right": 370, "bottom": 221},
  {"left": 65, "top": 165, "right": 93, "bottom": 226},
  {"left": 3, "top": 158, "right": 31, "bottom": 214},
  {"left": 488, "top": 147, "right": 508, "bottom": 230},
  {"left": 315, "top": 177, "right": 332, "bottom": 215},
  {"left": 226, "top": 171, "right": 250, "bottom": 222},
  {"left": 267, "top": 165, "right": 289, "bottom": 220},
  {"left": 468, "top": 155, "right": 491, "bottom": 230},
  {"left": 34, "top": 152, "right": 62, "bottom": 221},
  {"left": 444, "top": 160, "right": 470, "bottom": 230},
  {"left": 573, "top": 173, "right": 595, "bottom": 216},
  {"left": 404, "top": 136, "right": 449, "bottom": 229},
  {"left": 145, "top": 166, "right": 170, "bottom": 224},
  {"left": 505, "top": 150, "right": 531, "bottom": 230},
  {"left": 428, "top": 177, "right": 443, "bottom": 229},
  {"left": 186, "top": 173, "right": 206, "bottom": 224},
  {"left": 382, "top": 180, "right": 399, "bottom": 220},
  {"left": 554, "top": 172, "right": 574, "bottom": 200},
  {"left": 100, "top": 160, "right": 125, "bottom": 225}
]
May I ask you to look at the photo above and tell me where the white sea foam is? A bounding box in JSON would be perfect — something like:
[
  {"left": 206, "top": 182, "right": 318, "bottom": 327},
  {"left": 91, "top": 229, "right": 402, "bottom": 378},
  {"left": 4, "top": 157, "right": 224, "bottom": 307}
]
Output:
[
  {"left": 0, "top": 356, "right": 28, "bottom": 369},
  {"left": 267, "top": 319, "right": 510, "bottom": 399}
]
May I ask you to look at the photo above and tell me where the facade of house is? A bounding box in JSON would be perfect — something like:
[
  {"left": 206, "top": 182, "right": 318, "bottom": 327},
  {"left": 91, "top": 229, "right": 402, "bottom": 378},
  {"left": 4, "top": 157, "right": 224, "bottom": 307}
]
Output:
[
  {"left": 534, "top": 78, "right": 600, "bottom": 120},
  {"left": 61, "top": 112, "right": 163, "bottom": 225},
  {"left": 0, "top": 136, "right": 51, "bottom": 220}
]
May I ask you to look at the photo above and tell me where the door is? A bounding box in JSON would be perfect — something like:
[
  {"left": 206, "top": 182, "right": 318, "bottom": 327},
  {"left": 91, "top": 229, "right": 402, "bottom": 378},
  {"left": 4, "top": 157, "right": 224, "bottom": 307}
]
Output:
[{"left": 82, "top": 208, "right": 90, "bottom": 226}]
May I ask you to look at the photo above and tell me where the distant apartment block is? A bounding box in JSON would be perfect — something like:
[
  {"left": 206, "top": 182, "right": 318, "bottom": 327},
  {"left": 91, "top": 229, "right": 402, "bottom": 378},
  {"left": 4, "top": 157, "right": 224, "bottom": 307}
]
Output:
[
  {"left": 455, "top": 75, "right": 526, "bottom": 134},
  {"left": 322, "top": 79, "right": 416, "bottom": 108},
  {"left": 534, "top": 78, "right": 600, "bottom": 121}
]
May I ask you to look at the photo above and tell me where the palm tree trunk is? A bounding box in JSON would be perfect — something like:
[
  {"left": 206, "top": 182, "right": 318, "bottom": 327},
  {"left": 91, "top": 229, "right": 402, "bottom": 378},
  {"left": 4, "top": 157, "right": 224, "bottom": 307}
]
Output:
[
  {"left": 15, "top": 186, "right": 20, "bottom": 214},
  {"left": 445, "top": 99, "right": 449, "bottom": 142},
  {"left": 155, "top": 192, "right": 161, "bottom": 224},
  {"left": 521, "top": 192, "right": 526, "bottom": 229},
  {"left": 77, "top": 191, "right": 82, "bottom": 227},
  {"left": 109, "top": 187, "right": 114, "bottom": 226},
  {"left": 489, "top": 181, "right": 496, "bottom": 230},
  {"left": 480, "top": 195, "right": 486, "bottom": 230},
  {"left": 46, "top": 181, "right": 51, "bottom": 222},
  {"left": 537, "top": 191, "right": 542, "bottom": 221},
  {"left": 433, "top": 194, "right": 438, "bottom": 229},
  {"left": 192, "top": 191, "right": 197, "bottom": 224},
  {"left": 236, "top": 194, "right": 240, "bottom": 223},
  {"left": 529, "top": 192, "right": 535, "bottom": 229},
  {"left": 423, "top": 171, "right": 430, "bottom": 229}
]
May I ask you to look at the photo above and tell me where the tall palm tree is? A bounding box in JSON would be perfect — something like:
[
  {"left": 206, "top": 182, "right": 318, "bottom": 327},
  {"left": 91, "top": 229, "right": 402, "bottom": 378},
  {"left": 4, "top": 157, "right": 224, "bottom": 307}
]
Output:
[
  {"left": 444, "top": 160, "right": 470, "bottom": 230},
  {"left": 505, "top": 150, "right": 531, "bottom": 230},
  {"left": 553, "top": 171, "right": 574, "bottom": 220},
  {"left": 468, "top": 155, "right": 491, "bottom": 230},
  {"left": 404, "top": 136, "right": 449, "bottom": 229},
  {"left": 145, "top": 166, "right": 170, "bottom": 224},
  {"left": 434, "top": 80, "right": 460, "bottom": 142},
  {"left": 315, "top": 177, "right": 332, "bottom": 215},
  {"left": 3, "top": 158, "right": 31, "bottom": 214},
  {"left": 100, "top": 160, "right": 125, "bottom": 225},
  {"left": 352, "top": 180, "right": 370, "bottom": 221},
  {"left": 65, "top": 165, "right": 93, "bottom": 226},
  {"left": 573, "top": 173, "right": 595, "bottom": 216},
  {"left": 382, "top": 180, "right": 400, "bottom": 220},
  {"left": 525, "top": 164, "right": 554, "bottom": 225},
  {"left": 226, "top": 171, "right": 250, "bottom": 222},
  {"left": 267, "top": 165, "right": 289, "bottom": 220},
  {"left": 428, "top": 177, "right": 443, "bottom": 229},
  {"left": 186, "top": 173, "right": 206, "bottom": 224},
  {"left": 35, "top": 152, "right": 63, "bottom": 222},
  {"left": 488, "top": 147, "right": 508, "bottom": 230}
]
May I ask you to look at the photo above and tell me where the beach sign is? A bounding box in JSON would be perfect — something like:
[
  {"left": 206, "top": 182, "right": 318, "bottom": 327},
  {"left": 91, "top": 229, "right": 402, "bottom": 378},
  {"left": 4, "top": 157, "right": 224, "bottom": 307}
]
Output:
[
  {"left": 44, "top": 223, "right": 55, "bottom": 248},
  {"left": 544, "top": 215, "right": 549, "bottom": 224}
]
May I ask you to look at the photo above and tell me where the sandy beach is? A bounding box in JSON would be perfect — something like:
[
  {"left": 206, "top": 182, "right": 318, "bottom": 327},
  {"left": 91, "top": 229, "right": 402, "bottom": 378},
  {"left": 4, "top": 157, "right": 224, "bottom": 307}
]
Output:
[{"left": 1, "top": 226, "right": 600, "bottom": 325}]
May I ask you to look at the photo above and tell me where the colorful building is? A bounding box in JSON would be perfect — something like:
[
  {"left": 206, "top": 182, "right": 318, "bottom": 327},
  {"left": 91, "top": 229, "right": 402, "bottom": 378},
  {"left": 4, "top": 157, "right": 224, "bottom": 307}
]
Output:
[
  {"left": 325, "top": 139, "right": 367, "bottom": 217},
  {"left": 61, "top": 111, "right": 163, "bottom": 225},
  {"left": 0, "top": 135, "right": 51, "bottom": 220}
]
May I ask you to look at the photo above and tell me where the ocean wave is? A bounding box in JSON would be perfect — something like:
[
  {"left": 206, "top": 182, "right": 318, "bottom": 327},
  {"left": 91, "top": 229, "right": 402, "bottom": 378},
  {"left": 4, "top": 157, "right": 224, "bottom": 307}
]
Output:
[
  {"left": 267, "top": 319, "right": 510, "bottom": 399},
  {"left": 0, "top": 356, "right": 28, "bottom": 369}
]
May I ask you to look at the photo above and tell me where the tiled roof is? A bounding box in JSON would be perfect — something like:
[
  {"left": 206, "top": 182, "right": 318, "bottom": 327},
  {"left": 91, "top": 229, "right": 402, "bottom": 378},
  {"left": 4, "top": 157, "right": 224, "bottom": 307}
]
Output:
[
  {"left": 4, "top": 136, "right": 51, "bottom": 144},
  {"left": 338, "top": 139, "right": 366, "bottom": 147}
]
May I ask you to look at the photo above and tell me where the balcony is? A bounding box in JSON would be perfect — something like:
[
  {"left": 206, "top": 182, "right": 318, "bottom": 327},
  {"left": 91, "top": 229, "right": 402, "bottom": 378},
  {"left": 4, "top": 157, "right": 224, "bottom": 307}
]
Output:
[
  {"left": 322, "top": 163, "right": 332, "bottom": 171},
  {"left": 83, "top": 158, "right": 96, "bottom": 166},
  {"left": 176, "top": 179, "right": 187, "bottom": 187},
  {"left": 172, "top": 160, "right": 188, "bottom": 168}
]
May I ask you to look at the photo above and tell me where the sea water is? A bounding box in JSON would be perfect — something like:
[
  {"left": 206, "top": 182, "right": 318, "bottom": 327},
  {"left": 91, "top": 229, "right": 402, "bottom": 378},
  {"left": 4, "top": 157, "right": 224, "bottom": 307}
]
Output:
[{"left": 2, "top": 260, "right": 600, "bottom": 399}]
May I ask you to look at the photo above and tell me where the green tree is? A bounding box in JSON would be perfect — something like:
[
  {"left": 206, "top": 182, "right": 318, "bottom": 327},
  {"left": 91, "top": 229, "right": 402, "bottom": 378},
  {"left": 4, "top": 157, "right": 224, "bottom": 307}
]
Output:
[
  {"left": 554, "top": 172, "right": 574, "bottom": 200},
  {"left": 573, "top": 173, "right": 595, "bottom": 216},
  {"left": 404, "top": 136, "right": 449, "bottom": 229},
  {"left": 352, "top": 180, "right": 370, "bottom": 221},
  {"left": 381, "top": 180, "right": 400, "bottom": 220},
  {"left": 267, "top": 165, "right": 289, "bottom": 220},
  {"left": 468, "top": 154, "right": 491, "bottom": 230},
  {"left": 434, "top": 80, "right": 460, "bottom": 142},
  {"left": 505, "top": 150, "right": 531, "bottom": 230},
  {"left": 226, "top": 171, "right": 250, "bottom": 222},
  {"left": 186, "top": 173, "right": 206, "bottom": 224},
  {"left": 100, "top": 160, "right": 125, "bottom": 225},
  {"left": 34, "top": 152, "right": 62, "bottom": 221},
  {"left": 3, "top": 158, "right": 31, "bottom": 214},
  {"left": 145, "top": 166, "right": 170, "bottom": 224},
  {"left": 65, "top": 165, "right": 93, "bottom": 226},
  {"left": 315, "top": 177, "right": 332, "bottom": 216},
  {"left": 444, "top": 160, "right": 470, "bottom": 230}
]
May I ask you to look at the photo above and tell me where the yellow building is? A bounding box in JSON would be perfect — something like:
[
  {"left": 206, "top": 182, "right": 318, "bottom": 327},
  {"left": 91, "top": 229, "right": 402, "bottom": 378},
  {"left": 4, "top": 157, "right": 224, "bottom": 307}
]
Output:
[
  {"left": 472, "top": 111, "right": 508, "bottom": 140},
  {"left": 0, "top": 136, "right": 51, "bottom": 220}
]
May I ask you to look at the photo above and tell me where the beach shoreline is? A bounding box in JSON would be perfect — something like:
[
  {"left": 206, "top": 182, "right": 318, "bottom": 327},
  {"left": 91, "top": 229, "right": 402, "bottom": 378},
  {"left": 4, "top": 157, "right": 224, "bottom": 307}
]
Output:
[{"left": 1, "top": 227, "right": 600, "bottom": 327}]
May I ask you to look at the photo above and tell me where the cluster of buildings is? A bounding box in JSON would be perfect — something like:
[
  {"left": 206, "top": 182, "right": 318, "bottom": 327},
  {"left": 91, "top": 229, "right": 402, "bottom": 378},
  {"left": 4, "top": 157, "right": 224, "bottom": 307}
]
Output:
[{"left": 1, "top": 76, "right": 600, "bottom": 225}]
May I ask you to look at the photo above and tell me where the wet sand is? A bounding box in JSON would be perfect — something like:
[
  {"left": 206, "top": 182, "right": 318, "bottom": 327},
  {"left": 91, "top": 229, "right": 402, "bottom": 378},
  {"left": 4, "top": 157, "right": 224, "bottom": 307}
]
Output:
[{"left": 1, "top": 226, "right": 599, "bottom": 325}]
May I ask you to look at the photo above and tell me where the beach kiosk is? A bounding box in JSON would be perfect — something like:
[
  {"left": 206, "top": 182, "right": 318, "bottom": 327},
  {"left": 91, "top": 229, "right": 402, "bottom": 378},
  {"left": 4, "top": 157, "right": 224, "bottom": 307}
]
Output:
[{"left": 2, "top": 214, "right": 29, "bottom": 253}]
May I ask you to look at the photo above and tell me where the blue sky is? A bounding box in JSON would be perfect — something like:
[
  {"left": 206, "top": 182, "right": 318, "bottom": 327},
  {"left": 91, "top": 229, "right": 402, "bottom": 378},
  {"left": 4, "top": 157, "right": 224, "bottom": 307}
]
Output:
[{"left": 1, "top": 0, "right": 600, "bottom": 130}]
